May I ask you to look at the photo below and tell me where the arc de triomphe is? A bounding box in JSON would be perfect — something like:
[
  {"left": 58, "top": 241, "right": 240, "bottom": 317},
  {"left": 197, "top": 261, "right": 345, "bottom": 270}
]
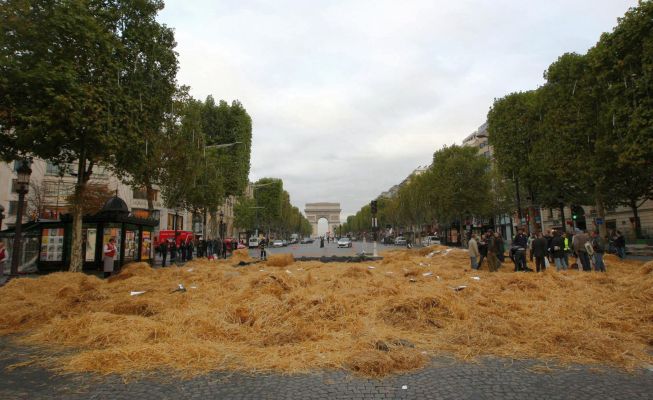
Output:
[{"left": 304, "top": 202, "right": 341, "bottom": 237}]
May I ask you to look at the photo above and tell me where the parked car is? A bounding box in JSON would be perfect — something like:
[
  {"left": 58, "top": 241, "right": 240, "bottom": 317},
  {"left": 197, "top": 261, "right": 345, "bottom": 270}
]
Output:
[
  {"left": 421, "top": 235, "right": 441, "bottom": 246},
  {"left": 282, "top": 239, "right": 288, "bottom": 246},
  {"left": 300, "top": 237, "right": 314, "bottom": 244},
  {"left": 337, "top": 237, "right": 353, "bottom": 248},
  {"left": 248, "top": 237, "right": 260, "bottom": 248},
  {"left": 272, "top": 240, "right": 284, "bottom": 248},
  {"left": 394, "top": 236, "right": 407, "bottom": 246}
]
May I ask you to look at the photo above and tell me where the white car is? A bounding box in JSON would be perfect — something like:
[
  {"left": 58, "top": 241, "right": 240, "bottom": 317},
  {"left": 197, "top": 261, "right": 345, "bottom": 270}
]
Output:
[
  {"left": 337, "top": 238, "right": 353, "bottom": 248},
  {"left": 421, "top": 235, "right": 441, "bottom": 246},
  {"left": 272, "top": 240, "right": 284, "bottom": 248},
  {"left": 248, "top": 237, "right": 260, "bottom": 248},
  {"left": 394, "top": 236, "right": 407, "bottom": 246}
]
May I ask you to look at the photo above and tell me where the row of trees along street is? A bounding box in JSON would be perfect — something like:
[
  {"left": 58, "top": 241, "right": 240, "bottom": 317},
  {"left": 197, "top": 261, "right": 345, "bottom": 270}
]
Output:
[
  {"left": 234, "top": 178, "right": 313, "bottom": 239},
  {"left": 0, "top": 0, "right": 252, "bottom": 271},
  {"left": 343, "top": 2, "right": 653, "bottom": 241},
  {"left": 488, "top": 2, "right": 653, "bottom": 240},
  {"left": 341, "top": 146, "right": 513, "bottom": 239}
]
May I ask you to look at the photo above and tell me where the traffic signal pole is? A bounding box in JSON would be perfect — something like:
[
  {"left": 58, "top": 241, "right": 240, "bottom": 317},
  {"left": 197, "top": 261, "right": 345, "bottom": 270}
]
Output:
[{"left": 371, "top": 200, "right": 378, "bottom": 257}]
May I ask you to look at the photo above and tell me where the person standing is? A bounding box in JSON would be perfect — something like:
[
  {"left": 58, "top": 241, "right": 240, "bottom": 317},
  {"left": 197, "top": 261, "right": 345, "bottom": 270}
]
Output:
[
  {"left": 180, "top": 240, "right": 187, "bottom": 262},
  {"left": 259, "top": 237, "right": 267, "bottom": 261},
  {"left": 186, "top": 239, "right": 194, "bottom": 261},
  {"left": 468, "top": 233, "right": 480, "bottom": 270},
  {"left": 222, "top": 239, "right": 228, "bottom": 259},
  {"left": 477, "top": 233, "right": 488, "bottom": 270},
  {"left": 0, "top": 242, "right": 7, "bottom": 278},
  {"left": 170, "top": 240, "right": 177, "bottom": 262},
  {"left": 591, "top": 231, "right": 606, "bottom": 272},
  {"left": 614, "top": 230, "right": 626, "bottom": 259},
  {"left": 487, "top": 230, "right": 500, "bottom": 272},
  {"left": 532, "top": 232, "right": 548, "bottom": 273},
  {"left": 551, "top": 231, "right": 567, "bottom": 271},
  {"left": 572, "top": 230, "right": 591, "bottom": 271},
  {"left": 103, "top": 238, "right": 117, "bottom": 278},
  {"left": 495, "top": 230, "right": 505, "bottom": 264},
  {"left": 159, "top": 240, "right": 168, "bottom": 267},
  {"left": 512, "top": 228, "right": 529, "bottom": 271},
  {"left": 563, "top": 231, "right": 571, "bottom": 267}
]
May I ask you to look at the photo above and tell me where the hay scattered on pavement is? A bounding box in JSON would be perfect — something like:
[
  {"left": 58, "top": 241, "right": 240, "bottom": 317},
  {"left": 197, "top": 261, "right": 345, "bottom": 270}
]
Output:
[{"left": 0, "top": 246, "right": 650, "bottom": 378}]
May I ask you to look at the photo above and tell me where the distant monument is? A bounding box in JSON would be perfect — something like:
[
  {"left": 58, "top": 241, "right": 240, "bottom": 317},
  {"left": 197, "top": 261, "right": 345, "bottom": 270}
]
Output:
[{"left": 304, "top": 203, "right": 341, "bottom": 236}]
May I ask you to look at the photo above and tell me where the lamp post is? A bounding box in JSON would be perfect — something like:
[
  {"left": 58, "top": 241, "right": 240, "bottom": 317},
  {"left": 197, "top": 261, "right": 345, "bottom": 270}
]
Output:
[
  {"left": 219, "top": 211, "right": 224, "bottom": 239},
  {"left": 11, "top": 160, "right": 32, "bottom": 276}
]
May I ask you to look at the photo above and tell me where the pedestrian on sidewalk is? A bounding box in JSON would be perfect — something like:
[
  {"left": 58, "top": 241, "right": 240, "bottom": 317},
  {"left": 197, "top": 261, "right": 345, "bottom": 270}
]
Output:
[
  {"left": 532, "top": 232, "right": 548, "bottom": 273},
  {"left": 103, "top": 238, "right": 117, "bottom": 278},
  {"left": 468, "top": 233, "right": 480, "bottom": 270},
  {"left": 187, "top": 239, "right": 194, "bottom": 261}
]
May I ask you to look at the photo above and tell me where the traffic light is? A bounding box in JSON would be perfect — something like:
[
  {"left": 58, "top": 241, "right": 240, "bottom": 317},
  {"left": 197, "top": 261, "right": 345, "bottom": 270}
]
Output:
[
  {"left": 370, "top": 200, "right": 378, "bottom": 215},
  {"left": 572, "top": 213, "right": 577, "bottom": 220}
]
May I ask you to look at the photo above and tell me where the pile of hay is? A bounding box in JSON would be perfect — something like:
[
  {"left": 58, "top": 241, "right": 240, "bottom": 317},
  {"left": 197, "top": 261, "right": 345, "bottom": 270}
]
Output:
[{"left": 0, "top": 247, "right": 650, "bottom": 378}]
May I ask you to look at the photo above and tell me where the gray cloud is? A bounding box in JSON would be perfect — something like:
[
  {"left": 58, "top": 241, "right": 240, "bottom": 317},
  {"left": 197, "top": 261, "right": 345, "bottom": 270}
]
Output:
[{"left": 159, "top": 0, "right": 637, "bottom": 217}]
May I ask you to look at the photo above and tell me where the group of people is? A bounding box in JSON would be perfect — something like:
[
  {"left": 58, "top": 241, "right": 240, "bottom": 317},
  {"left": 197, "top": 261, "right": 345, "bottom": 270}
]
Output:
[
  {"left": 468, "top": 228, "right": 627, "bottom": 273},
  {"left": 157, "top": 237, "right": 241, "bottom": 267}
]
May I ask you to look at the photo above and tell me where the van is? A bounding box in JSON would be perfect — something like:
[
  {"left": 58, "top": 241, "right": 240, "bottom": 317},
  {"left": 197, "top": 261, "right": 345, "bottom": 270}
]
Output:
[{"left": 248, "top": 237, "right": 260, "bottom": 248}]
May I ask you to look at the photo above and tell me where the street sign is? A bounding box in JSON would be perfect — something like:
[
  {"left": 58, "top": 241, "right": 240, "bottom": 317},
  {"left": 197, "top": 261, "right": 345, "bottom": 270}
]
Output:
[{"left": 595, "top": 218, "right": 604, "bottom": 225}]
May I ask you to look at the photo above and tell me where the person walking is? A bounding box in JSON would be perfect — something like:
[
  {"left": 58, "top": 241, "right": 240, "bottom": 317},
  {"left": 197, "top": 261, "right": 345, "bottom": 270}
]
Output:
[
  {"left": 591, "top": 231, "right": 606, "bottom": 272},
  {"left": 532, "top": 232, "right": 548, "bottom": 273},
  {"left": 494, "top": 230, "right": 505, "bottom": 264},
  {"left": 259, "top": 237, "right": 267, "bottom": 260},
  {"left": 103, "top": 238, "right": 117, "bottom": 278},
  {"left": 468, "top": 233, "right": 480, "bottom": 269},
  {"left": 551, "top": 231, "right": 567, "bottom": 271}
]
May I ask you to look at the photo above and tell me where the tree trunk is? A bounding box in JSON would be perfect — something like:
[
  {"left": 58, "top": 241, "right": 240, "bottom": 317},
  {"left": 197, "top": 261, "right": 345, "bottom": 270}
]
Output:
[
  {"left": 630, "top": 199, "right": 642, "bottom": 239},
  {"left": 208, "top": 210, "right": 217, "bottom": 240},
  {"left": 595, "top": 194, "right": 607, "bottom": 239},
  {"left": 69, "top": 157, "right": 88, "bottom": 272},
  {"left": 559, "top": 203, "right": 567, "bottom": 232}
]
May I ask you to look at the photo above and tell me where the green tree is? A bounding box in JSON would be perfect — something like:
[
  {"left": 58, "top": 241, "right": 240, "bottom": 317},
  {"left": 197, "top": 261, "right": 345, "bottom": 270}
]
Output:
[{"left": 0, "top": 0, "right": 169, "bottom": 271}]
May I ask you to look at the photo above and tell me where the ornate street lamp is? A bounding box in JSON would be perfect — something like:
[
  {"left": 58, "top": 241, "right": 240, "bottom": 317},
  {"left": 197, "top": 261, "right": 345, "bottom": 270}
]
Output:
[
  {"left": 11, "top": 160, "right": 32, "bottom": 276},
  {"left": 219, "top": 211, "right": 224, "bottom": 239}
]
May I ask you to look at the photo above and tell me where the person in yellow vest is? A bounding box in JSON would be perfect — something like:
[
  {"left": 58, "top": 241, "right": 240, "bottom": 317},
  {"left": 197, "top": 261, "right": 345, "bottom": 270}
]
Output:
[{"left": 103, "top": 238, "right": 117, "bottom": 278}]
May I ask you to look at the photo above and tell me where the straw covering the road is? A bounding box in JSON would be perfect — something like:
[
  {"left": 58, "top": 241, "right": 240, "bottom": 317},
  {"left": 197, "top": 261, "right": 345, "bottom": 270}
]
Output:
[{"left": 0, "top": 247, "right": 651, "bottom": 378}]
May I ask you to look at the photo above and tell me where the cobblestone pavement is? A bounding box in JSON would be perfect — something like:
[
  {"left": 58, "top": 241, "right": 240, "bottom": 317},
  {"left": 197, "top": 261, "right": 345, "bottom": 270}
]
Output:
[{"left": 1, "top": 340, "right": 651, "bottom": 400}]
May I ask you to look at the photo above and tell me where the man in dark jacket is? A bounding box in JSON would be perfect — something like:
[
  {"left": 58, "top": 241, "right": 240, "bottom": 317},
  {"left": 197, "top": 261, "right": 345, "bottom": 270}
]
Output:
[
  {"left": 532, "top": 232, "right": 548, "bottom": 272},
  {"left": 512, "top": 228, "right": 529, "bottom": 271},
  {"left": 159, "top": 240, "right": 168, "bottom": 267},
  {"left": 551, "top": 231, "right": 567, "bottom": 271}
]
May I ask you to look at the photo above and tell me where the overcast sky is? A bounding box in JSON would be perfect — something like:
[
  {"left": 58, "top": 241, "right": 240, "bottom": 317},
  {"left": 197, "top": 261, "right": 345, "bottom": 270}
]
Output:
[{"left": 159, "top": 0, "right": 637, "bottom": 219}]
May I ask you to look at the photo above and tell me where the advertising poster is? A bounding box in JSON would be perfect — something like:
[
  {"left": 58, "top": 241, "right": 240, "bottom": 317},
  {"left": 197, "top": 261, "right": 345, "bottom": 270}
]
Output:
[
  {"left": 124, "top": 230, "right": 138, "bottom": 260},
  {"left": 40, "top": 228, "right": 64, "bottom": 261},
  {"left": 141, "top": 231, "right": 151, "bottom": 260},
  {"left": 85, "top": 228, "right": 97, "bottom": 262}
]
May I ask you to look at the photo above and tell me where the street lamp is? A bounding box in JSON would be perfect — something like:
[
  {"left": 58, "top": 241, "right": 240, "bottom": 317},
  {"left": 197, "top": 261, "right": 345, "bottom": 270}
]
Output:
[
  {"left": 11, "top": 160, "right": 32, "bottom": 276},
  {"left": 219, "top": 211, "right": 224, "bottom": 239}
]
